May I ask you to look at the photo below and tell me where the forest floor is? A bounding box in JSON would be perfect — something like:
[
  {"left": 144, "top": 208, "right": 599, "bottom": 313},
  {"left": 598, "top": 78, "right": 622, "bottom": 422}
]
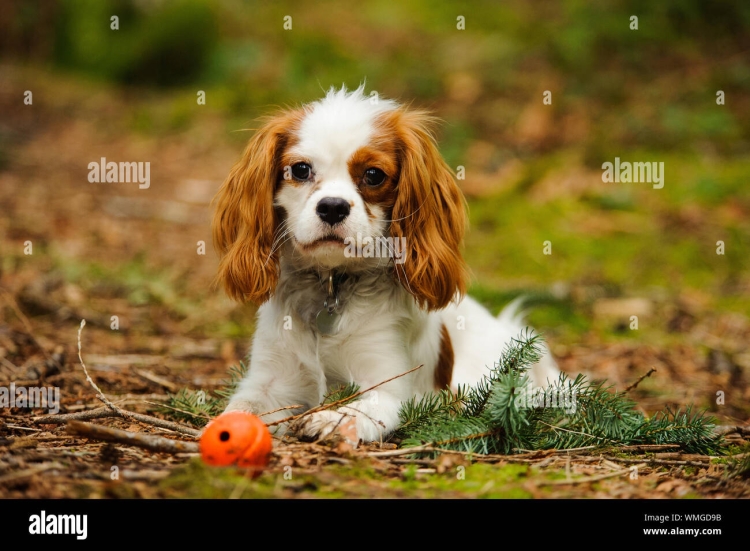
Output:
[{"left": 1, "top": 64, "right": 749, "bottom": 499}]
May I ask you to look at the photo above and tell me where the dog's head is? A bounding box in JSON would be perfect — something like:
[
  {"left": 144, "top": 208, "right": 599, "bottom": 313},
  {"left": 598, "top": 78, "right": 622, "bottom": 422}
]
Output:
[{"left": 212, "top": 85, "right": 468, "bottom": 310}]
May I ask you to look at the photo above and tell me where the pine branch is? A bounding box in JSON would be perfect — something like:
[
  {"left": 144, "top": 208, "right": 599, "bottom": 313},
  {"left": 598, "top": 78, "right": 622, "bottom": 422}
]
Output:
[
  {"left": 159, "top": 361, "right": 248, "bottom": 427},
  {"left": 213, "top": 360, "right": 249, "bottom": 402},
  {"left": 396, "top": 331, "right": 723, "bottom": 456},
  {"left": 323, "top": 382, "right": 360, "bottom": 406}
]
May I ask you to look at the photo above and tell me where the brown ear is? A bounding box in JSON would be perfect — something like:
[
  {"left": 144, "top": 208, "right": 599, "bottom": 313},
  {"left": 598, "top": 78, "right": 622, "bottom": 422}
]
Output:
[
  {"left": 211, "top": 111, "right": 300, "bottom": 303},
  {"left": 388, "top": 108, "right": 469, "bottom": 310}
]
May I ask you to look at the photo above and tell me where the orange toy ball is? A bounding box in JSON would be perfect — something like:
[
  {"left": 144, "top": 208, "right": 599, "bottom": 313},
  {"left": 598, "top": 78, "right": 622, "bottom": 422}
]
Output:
[{"left": 200, "top": 411, "right": 272, "bottom": 476}]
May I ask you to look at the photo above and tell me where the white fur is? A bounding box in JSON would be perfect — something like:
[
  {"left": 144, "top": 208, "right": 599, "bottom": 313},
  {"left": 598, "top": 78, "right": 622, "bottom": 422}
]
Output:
[{"left": 223, "top": 86, "right": 560, "bottom": 443}]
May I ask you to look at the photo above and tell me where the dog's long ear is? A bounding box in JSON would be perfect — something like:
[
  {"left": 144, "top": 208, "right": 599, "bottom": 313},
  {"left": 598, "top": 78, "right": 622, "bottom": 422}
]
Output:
[
  {"left": 211, "top": 111, "right": 301, "bottom": 304},
  {"left": 388, "top": 108, "right": 469, "bottom": 311}
]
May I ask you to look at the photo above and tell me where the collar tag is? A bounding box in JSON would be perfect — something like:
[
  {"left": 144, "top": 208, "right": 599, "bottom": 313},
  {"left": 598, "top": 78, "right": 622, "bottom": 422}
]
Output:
[{"left": 315, "top": 272, "right": 342, "bottom": 336}]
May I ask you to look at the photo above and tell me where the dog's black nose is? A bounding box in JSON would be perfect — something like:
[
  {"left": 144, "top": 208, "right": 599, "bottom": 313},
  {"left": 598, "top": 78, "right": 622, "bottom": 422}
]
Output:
[{"left": 316, "top": 197, "right": 350, "bottom": 226}]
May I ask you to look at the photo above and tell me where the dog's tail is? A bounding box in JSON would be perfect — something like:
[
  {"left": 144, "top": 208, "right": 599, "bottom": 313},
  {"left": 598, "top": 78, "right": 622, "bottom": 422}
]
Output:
[
  {"left": 497, "top": 295, "right": 529, "bottom": 326},
  {"left": 497, "top": 295, "right": 561, "bottom": 385}
]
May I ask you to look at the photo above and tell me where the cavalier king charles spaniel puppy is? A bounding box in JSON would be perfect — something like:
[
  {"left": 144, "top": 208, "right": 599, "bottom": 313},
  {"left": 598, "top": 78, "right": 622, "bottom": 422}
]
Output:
[{"left": 212, "top": 85, "right": 559, "bottom": 443}]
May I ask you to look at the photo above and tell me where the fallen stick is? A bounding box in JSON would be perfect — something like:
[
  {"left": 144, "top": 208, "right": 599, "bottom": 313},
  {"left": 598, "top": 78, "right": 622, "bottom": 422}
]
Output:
[
  {"left": 77, "top": 320, "right": 135, "bottom": 421},
  {"left": 0, "top": 462, "right": 64, "bottom": 485},
  {"left": 536, "top": 467, "right": 635, "bottom": 486},
  {"left": 143, "top": 401, "right": 211, "bottom": 423},
  {"left": 714, "top": 425, "right": 750, "bottom": 437},
  {"left": 625, "top": 368, "right": 657, "bottom": 393},
  {"left": 367, "top": 444, "right": 437, "bottom": 458},
  {"left": 367, "top": 445, "right": 543, "bottom": 462},
  {"left": 71, "top": 320, "right": 201, "bottom": 437},
  {"left": 66, "top": 420, "right": 199, "bottom": 454},
  {"left": 258, "top": 404, "right": 305, "bottom": 417},
  {"left": 602, "top": 455, "right": 715, "bottom": 468},
  {"left": 268, "top": 365, "right": 423, "bottom": 427},
  {"left": 133, "top": 368, "right": 178, "bottom": 392},
  {"left": 33, "top": 406, "right": 201, "bottom": 438},
  {"left": 615, "top": 444, "right": 681, "bottom": 453}
]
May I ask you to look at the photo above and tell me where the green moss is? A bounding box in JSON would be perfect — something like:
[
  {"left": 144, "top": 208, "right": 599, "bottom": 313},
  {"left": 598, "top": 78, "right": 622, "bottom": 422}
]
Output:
[{"left": 159, "top": 458, "right": 567, "bottom": 498}]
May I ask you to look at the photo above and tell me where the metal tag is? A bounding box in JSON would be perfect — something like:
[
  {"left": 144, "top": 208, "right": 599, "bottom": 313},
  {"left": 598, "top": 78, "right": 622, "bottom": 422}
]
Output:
[{"left": 315, "top": 309, "right": 341, "bottom": 336}]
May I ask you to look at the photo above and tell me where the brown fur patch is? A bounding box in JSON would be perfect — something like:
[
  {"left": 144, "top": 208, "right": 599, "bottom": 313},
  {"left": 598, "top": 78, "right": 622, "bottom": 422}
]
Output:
[
  {"left": 434, "top": 324, "right": 454, "bottom": 390},
  {"left": 347, "top": 145, "right": 399, "bottom": 207}
]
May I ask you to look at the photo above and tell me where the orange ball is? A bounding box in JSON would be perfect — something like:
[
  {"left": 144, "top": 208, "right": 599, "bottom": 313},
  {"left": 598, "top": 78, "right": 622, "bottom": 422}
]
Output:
[{"left": 200, "top": 411, "right": 272, "bottom": 476}]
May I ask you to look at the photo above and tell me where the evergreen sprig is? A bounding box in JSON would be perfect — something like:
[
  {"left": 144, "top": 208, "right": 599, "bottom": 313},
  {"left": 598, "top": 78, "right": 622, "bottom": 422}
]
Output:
[
  {"left": 159, "top": 360, "right": 248, "bottom": 427},
  {"left": 323, "top": 382, "right": 360, "bottom": 406},
  {"left": 159, "top": 387, "right": 222, "bottom": 427},
  {"left": 396, "top": 331, "right": 723, "bottom": 455},
  {"left": 213, "top": 360, "right": 248, "bottom": 402}
]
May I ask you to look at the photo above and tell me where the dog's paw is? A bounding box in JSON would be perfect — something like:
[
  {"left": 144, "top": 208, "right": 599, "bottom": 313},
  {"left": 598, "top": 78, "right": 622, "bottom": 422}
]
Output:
[
  {"left": 224, "top": 398, "right": 265, "bottom": 414},
  {"left": 293, "top": 410, "right": 356, "bottom": 442}
]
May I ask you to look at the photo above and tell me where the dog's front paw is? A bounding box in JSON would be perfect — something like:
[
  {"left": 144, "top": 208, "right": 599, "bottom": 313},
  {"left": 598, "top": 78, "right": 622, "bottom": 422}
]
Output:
[
  {"left": 224, "top": 398, "right": 264, "bottom": 415},
  {"left": 293, "top": 410, "right": 357, "bottom": 442}
]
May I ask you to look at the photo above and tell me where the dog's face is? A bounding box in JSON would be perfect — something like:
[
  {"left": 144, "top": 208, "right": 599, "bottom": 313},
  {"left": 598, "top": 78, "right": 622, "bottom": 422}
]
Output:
[
  {"left": 212, "top": 86, "right": 469, "bottom": 311},
  {"left": 275, "top": 92, "right": 400, "bottom": 270}
]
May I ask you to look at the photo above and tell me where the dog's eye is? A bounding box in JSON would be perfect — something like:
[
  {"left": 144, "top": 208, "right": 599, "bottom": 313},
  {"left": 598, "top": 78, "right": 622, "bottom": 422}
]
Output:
[
  {"left": 291, "top": 162, "right": 312, "bottom": 181},
  {"left": 363, "top": 168, "right": 386, "bottom": 187}
]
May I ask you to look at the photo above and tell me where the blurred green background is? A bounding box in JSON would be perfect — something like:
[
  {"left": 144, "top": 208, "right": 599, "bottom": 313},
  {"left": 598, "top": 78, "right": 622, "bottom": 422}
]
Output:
[{"left": 1, "top": 0, "right": 749, "bottom": 348}]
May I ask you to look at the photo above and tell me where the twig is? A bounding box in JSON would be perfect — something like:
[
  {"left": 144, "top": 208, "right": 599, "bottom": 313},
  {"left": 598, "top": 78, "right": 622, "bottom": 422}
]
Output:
[
  {"left": 133, "top": 368, "right": 178, "bottom": 392},
  {"left": 537, "top": 420, "right": 607, "bottom": 442},
  {"left": 603, "top": 455, "right": 713, "bottom": 468},
  {"left": 0, "top": 462, "right": 64, "bottom": 485},
  {"left": 547, "top": 445, "right": 598, "bottom": 454},
  {"left": 33, "top": 406, "right": 201, "bottom": 438},
  {"left": 625, "top": 368, "right": 657, "bottom": 393},
  {"left": 66, "top": 420, "right": 200, "bottom": 454},
  {"left": 73, "top": 320, "right": 201, "bottom": 437},
  {"left": 143, "top": 400, "right": 210, "bottom": 422},
  {"left": 4, "top": 424, "right": 42, "bottom": 432},
  {"left": 77, "top": 320, "right": 132, "bottom": 420},
  {"left": 369, "top": 444, "right": 557, "bottom": 461},
  {"left": 368, "top": 444, "right": 500, "bottom": 460},
  {"left": 118, "top": 469, "right": 172, "bottom": 482},
  {"left": 268, "top": 365, "right": 423, "bottom": 427},
  {"left": 32, "top": 407, "right": 119, "bottom": 424},
  {"left": 536, "top": 467, "right": 633, "bottom": 486},
  {"left": 258, "top": 404, "right": 305, "bottom": 417},
  {"left": 615, "top": 444, "right": 681, "bottom": 453},
  {"left": 714, "top": 425, "right": 750, "bottom": 437},
  {"left": 433, "top": 430, "right": 500, "bottom": 447},
  {"left": 367, "top": 445, "right": 435, "bottom": 458}
]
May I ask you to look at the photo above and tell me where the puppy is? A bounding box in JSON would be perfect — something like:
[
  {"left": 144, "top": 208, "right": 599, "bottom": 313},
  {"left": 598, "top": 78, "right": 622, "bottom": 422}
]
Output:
[{"left": 212, "top": 85, "right": 559, "bottom": 442}]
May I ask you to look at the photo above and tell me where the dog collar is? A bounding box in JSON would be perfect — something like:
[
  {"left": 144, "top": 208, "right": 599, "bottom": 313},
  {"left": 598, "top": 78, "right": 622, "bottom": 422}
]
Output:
[{"left": 314, "top": 271, "right": 348, "bottom": 336}]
